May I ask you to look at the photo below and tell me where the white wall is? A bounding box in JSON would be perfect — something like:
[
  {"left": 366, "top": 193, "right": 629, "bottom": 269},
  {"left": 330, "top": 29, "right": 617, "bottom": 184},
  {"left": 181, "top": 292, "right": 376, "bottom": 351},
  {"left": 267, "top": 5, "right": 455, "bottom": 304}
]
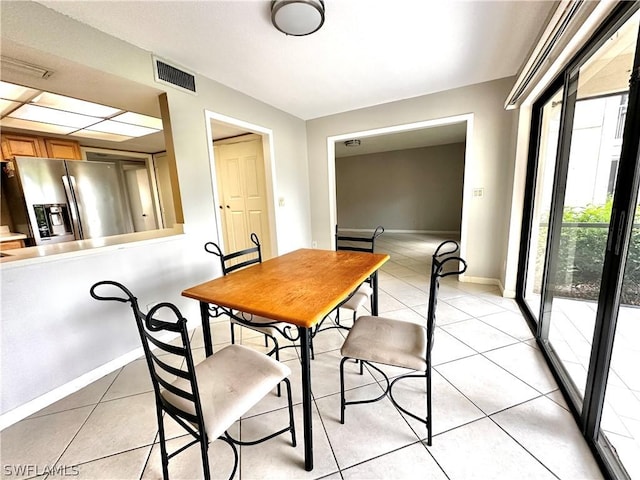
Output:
[
  {"left": 0, "top": 2, "right": 311, "bottom": 420},
  {"left": 336, "top": 143, "right": 465, "bottom": 232},
  {"left": 0, "top": 236, "right": 203, "bottom": 417},
  {"left": 307, "top": 78, "right": 518, "bottom": 285}
]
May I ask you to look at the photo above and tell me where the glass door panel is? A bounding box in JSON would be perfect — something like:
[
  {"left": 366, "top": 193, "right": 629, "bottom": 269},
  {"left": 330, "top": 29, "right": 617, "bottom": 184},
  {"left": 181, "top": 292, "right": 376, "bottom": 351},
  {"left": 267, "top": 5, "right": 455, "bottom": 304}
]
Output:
[
  {"left": 524, "top": 88, "right": 564, "bottom": 320},
  {"left": 546, "top": 12, "right": 637, "bottom": 398},
  {"left": 600, "top": 190, "right": 640, "bottom": 479}
]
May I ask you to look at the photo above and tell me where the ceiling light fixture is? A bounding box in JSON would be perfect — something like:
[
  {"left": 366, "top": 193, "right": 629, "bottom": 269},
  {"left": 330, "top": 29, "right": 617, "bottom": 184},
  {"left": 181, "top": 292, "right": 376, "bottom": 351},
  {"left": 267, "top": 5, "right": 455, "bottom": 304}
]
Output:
[
  {"left": 30, "top": 91, "right": 122, "bottom": 117},
  {"left": 271, "top": 0, "right": 325, "bottom": 37},
  {"left": 0, "top": 80, "right": 163, "bottom": 142},
  {"left": 9, "top": 104, "right": 102, "bottom": 129},
  {"left": 344, "top": 139, "right": 361, "bottom": 147}
]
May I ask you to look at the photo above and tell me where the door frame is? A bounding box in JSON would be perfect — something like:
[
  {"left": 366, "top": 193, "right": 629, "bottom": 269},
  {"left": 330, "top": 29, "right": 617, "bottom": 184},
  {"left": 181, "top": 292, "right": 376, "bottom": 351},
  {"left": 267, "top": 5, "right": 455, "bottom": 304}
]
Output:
[
  {"left": 326, "top": 113, "right": 474, "bottom": 273},
  {"left": 80, "top": 146, "right": 160, "bottom": 231},
  {"left": 204, "top": 110, "right": 278, "bottom": 257},
  {"left": 515, "top": 4, "right": 640, "bottom": 478}
]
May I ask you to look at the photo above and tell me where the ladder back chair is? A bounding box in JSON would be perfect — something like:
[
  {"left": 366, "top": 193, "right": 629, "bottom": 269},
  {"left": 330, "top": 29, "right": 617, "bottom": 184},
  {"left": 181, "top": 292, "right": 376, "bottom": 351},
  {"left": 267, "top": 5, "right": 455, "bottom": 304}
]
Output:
[
  {"left": 316, "top": 225, "right": 385, "bottom": 333},
  {"left": 204, "top": 233, "right": 299, "bottom": 367},
  {"left": 90, "top": 280, "right": 296, "bottom": 480},
  {"left": 339, "top": 240, "right": 466, "bottom": 446}
]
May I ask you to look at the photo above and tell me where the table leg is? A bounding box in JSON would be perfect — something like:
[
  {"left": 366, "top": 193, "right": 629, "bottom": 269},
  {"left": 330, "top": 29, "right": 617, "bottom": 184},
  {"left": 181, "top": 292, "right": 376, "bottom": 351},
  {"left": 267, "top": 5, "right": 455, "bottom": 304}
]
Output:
[
  {"left": 299, "top": 326, "right": 313, "bottom": 471},
  {"left": 200, "top": 301, "right": 213, "bottom": 357}
]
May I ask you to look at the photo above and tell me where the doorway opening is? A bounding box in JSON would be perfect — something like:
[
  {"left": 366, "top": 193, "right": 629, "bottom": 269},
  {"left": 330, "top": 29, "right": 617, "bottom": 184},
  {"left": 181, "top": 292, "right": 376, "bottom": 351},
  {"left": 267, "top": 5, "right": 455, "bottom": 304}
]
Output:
[
  {"left": 328, "top": 114, "right": 474, "bottom": 263},
  {"left": 204, "top": 111, "right": 278, "bottom": 258},
  {"left": 81, "top": 147, "right": 162, "bottom": 233}
]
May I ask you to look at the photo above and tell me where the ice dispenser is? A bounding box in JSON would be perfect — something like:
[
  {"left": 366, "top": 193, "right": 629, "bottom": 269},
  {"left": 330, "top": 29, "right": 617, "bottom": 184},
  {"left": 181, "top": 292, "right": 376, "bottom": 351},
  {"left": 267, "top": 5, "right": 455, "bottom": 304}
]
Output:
[{"left": 33, "top": 204, "right": 73, "bottom": 240}]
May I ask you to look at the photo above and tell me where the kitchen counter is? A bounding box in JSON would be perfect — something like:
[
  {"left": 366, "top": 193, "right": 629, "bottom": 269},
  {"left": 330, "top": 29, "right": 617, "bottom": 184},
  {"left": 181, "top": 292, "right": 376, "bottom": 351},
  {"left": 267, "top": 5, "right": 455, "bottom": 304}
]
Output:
[
  {"left": 0, "top": 232, "right": 27, "bottom": 242},
  {"left": 0, "top": 226, "right": 27, "bottom": 252},
  {"left": 0, "top": 225, "right": 184, "bottom": 267},
  {"left": 0, "top": 225, "right": 27, "bottom": 242}
]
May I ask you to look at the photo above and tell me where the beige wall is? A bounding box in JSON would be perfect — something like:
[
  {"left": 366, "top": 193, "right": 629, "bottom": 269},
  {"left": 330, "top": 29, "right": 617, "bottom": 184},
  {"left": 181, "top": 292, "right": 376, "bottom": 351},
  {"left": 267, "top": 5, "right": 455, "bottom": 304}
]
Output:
[
  {"left": 336, "top": 143, "right": 465, "bottom": 232},
  {"left": 307, "top": 78, "right": 518, "bottom": 284}
]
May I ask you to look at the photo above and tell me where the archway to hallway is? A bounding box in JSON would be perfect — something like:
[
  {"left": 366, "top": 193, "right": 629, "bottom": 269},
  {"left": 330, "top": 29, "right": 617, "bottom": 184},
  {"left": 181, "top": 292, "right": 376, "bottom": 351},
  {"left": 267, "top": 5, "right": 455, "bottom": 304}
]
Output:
[{"left": 327, "top": 114, "right": 474, "bottom": 265}]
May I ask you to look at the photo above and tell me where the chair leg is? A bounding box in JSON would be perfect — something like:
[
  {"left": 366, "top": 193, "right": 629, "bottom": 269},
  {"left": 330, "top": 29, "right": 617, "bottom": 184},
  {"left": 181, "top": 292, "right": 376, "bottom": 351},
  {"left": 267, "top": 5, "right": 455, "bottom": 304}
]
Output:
[
  {"left": 310, "top": 334, "right": 315, "bottom": 360},
  {"left": 427, "top": 369, "right": 432, "bottom": 446},
  {"left": 274, "top": 338, "right": 282, "bottom": 397},
  {"left": 156, "top": 409, "right": 170, "bottom": 480},
  {"left": 339, "top": 357, "right": 349, "bottom": 424},
  {"left": 264, "top": 334, "right": 268, "bottom": 347},
  {"left": 284, "top": 378, "right": 297, "bottom": 447},
  {"left": 199, "top": 430, "right": 211, "bottom": 480},
  {"left": 219, "top": 436, "right": 238, "bottom": 480},
  {"left": 230, "top": 322, "right": 236, "bottom": 345}
]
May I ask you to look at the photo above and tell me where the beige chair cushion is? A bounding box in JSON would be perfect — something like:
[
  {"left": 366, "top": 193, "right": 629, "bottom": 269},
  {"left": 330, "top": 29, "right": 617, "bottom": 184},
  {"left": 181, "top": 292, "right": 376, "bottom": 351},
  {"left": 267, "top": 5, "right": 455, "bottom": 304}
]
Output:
[
  {"left": 230, "top": 311, "right": 285, "bottom": 337},
  {"left": 341, "top": 283, "right": 373, "bottom": 312},
  {"left": 355, "top": 283, "right": 373, "bottom": 297},
  {"left": 341, "top": 316, "right": 427, "bottom": 372},
  {"left": 341, "top": 290, "right": 369, "bottom": 312},
  {"left": 161, "top": 344, "right": 290, "bottom": 440}
]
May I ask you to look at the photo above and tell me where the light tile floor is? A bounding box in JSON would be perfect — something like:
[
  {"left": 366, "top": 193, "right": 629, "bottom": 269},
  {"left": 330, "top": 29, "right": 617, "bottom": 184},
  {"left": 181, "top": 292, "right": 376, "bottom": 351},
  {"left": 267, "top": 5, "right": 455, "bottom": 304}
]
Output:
[
  {"left": 529, "top": 291, "right": 640, "bottom": 478},
  {"left": 0, "top": 233, "right": 605, "bottom": 479}
]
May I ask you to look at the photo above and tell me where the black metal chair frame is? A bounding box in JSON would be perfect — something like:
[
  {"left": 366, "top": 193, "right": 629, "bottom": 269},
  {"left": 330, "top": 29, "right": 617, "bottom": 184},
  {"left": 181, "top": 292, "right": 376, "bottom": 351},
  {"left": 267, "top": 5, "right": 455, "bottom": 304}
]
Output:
[
  {"left": 204, "top": 233, "right": 300, "bottom": 358},
  {"left": 90, "top": 280, "right": 296, "bottom": 480},
  {"left": 339, "top": 240, "right": 467, "bottom": 446},
  {"left": 313, "top": 225, "right": 385, "bottom": 336}
]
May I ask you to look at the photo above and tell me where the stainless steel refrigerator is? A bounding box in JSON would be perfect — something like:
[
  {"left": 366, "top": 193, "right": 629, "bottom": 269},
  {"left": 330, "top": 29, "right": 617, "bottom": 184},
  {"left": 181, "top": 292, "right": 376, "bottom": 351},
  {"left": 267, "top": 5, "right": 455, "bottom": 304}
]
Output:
[{"left": 2, "top": 156, "right": 132, "bottom": 245}]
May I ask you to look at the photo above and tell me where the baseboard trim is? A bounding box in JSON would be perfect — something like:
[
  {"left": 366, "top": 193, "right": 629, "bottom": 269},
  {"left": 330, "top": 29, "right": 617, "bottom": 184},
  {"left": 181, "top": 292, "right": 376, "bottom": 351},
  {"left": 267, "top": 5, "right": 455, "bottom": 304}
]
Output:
[
  {"left": 0, "top": 330, "right": 177, "bottom": 431},
  {"left": 340, "top": 228, "right": 461, "bottom": 236},
  {"left": 0, "top": 349, "right": 140, "bottom": 430},
  {"left": 460, "top": 275, "right": 512, "bottom": 298}
]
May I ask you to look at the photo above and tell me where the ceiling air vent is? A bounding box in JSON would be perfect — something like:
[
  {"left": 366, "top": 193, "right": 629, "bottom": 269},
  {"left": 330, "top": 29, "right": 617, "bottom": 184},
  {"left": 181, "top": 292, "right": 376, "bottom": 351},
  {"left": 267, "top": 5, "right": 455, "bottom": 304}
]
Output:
[{"left": 152, "top": 56, "right": 196, "bottom": 94}]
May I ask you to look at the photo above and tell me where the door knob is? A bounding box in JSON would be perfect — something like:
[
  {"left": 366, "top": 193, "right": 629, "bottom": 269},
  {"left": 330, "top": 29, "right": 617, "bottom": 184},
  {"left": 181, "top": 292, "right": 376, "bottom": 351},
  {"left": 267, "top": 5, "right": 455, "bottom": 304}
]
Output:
[{"left": 226, "top": 205, "right": 230, "bottom": 209}]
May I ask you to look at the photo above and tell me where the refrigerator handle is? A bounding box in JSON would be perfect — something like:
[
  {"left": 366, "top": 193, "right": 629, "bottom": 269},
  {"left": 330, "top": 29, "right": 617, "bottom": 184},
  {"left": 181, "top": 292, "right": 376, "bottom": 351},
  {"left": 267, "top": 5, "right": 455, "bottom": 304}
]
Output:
[{"left": 62, "top": 175, "right": 83, "bottom": 240}]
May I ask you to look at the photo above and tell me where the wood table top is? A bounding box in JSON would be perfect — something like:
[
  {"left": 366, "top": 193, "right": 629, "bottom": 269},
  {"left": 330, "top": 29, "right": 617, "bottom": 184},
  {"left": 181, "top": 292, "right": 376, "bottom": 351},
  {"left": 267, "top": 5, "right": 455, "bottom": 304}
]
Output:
[{"left": 182, "top": 248, "right": 389, "bottom": 329}]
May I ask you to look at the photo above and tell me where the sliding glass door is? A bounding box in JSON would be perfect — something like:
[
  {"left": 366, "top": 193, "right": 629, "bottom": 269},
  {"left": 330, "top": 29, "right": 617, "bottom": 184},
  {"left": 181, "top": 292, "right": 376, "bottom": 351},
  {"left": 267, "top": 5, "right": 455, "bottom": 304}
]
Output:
[
  {"left": 546, "top": 24, "right": 634, "bottom": 398},
  {"left": 600, "top": 187, "right": 640, "bottom": 478},
  {"left": 518, "top": 4, "right": 640, "bottom": 478},
  {"left": 522, "top": 87, "right": 564, "bottom": 322}
]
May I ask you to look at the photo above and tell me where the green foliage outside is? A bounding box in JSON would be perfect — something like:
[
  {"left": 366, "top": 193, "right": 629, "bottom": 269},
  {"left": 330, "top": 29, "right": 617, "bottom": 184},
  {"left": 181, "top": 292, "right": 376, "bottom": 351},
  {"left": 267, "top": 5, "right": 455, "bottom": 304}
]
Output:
[{"left": 553, "top": 197, "right": 640, "bottom": 306}]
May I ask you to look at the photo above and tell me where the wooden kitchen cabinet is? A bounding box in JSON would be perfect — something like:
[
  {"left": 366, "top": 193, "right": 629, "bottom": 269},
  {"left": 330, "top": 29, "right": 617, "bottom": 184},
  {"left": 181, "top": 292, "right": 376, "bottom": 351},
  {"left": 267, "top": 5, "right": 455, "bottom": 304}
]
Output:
[
  {"left": 1, "top": 133, "right": 82, "bottom": 160},
  {"left": 1, "top": 133, "right": 46, "bottom": 159},
  {"left": 0, "top": 239, "right": 25, "bottom": 251},
  {"left": 44, "top": 138, "right": 82, "bottom": 160}
]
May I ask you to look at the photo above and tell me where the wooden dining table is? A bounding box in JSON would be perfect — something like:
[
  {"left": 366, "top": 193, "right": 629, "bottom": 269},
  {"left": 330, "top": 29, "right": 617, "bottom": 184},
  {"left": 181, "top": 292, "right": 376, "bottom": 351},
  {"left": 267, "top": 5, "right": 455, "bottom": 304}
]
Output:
[{"left": 182, "top": 248, "right": 389, "bottom": 471}]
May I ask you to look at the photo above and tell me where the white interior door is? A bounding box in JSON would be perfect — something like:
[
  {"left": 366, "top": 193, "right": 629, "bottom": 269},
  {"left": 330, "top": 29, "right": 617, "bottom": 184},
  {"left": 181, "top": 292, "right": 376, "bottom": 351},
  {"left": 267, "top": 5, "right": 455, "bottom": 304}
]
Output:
[{"left": 215, "top": 135, "right": 272, "bottom": 257}]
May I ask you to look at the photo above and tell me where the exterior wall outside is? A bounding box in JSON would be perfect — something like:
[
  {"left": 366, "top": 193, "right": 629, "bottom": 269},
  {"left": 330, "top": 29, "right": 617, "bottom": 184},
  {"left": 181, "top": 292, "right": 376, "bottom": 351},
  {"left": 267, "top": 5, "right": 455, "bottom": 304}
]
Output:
[
  {"left": 336, "top": 143, "right": 465, "bottom": 232},
  {"left": 0, "top": 2, "right": 311, "bottom": 419},
  {"left": 306, "top": 78, "right": 518, "bottom": 284}
]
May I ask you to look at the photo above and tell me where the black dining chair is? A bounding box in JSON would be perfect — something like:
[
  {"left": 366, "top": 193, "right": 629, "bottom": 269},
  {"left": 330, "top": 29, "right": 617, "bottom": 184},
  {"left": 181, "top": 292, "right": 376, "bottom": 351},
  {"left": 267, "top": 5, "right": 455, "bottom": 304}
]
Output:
[
  {"left": 314, "top": 225, "right": 385, "bottom": 336},
  {"left": 339, "top": 240, "right": 466, "bottom": 446},
  {"left": 90, "top": 280, "right": 296, "bottom": 480},
  {"left": 204, "top": 233, "right": 299, "bottom": 367}
]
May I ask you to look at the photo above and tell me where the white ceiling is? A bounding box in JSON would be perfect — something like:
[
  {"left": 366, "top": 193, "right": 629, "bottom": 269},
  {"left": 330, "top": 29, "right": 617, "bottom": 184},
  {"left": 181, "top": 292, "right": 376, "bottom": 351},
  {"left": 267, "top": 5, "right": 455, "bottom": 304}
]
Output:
[{"left": 37, "top": 0, "right": 555, "bottom": 121}]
